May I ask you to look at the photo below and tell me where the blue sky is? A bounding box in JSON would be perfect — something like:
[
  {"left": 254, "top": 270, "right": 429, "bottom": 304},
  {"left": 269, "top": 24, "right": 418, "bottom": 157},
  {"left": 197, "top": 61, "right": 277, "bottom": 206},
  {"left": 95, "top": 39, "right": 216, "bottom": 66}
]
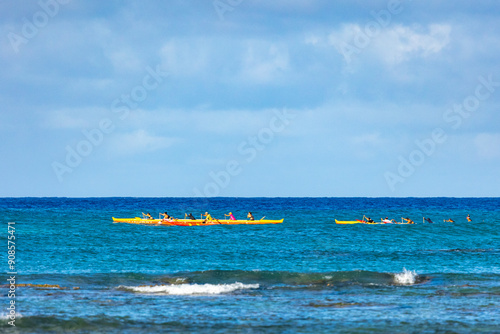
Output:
[{"left": 1, "top": 0, "right": 499, "bottom": 197}]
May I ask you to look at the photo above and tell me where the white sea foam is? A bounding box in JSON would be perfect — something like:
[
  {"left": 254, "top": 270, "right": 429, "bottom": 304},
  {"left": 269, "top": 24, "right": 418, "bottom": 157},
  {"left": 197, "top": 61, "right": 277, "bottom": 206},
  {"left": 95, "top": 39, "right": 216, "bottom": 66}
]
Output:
[
  {"left": 394, "top": 268, "right": 417, "bottom": 285},
  {"left": 119, "top": 282, "right": 259, "bottom": 295},
  {"left": 0, "top": 312, "right": 22, "bottom": 320}
]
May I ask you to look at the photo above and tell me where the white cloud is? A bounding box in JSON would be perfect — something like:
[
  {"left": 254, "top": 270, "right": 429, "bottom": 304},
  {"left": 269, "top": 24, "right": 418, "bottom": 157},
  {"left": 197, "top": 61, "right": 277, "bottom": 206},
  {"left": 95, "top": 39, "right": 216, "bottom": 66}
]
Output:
[
  {"left": 42, "top": 108, "right": 108, "bottom": 129},
  {"left": 125, "top": 107, "right": 295, "bottom": 137},
  {"left": 352, "top": 132, "right": 383, "bottom": 146},
  {"left": 373, "top": 24, "right": 451, "bottom": 65},
  {"left": 158, "top": 38, "right": 291, "bottom": 84},
  {"left": 240, "top": 41, "right": 289, "bottom": 83},
  {"left": 250, "top": 0, "right": 325, "bottom": 11},
  {"left": 83, "top": 21, "right": 142, "bottom": 73},
  {"left": 106, "top": 48, "right": 143, "bottom": 73},
  {"left": 326, "top": 23, "right": 451, "bottom": 65},
  {"left": 474, "top": 133, "right": 500, "bottom": 159},
  {"left": 305, "top": 34, "right": 321, "bottom": 46},
  {"left": 328, "top": 23, "right": 363, "bottom": 48},
  {"left": 108, "top": 129, "right": 177, "bottom": 156},
  {"left": 160, "top": 40, "right": 209, "bottom": 77},
  {"left": 349, "top": 132, "right": 388, "bottom": 159}
]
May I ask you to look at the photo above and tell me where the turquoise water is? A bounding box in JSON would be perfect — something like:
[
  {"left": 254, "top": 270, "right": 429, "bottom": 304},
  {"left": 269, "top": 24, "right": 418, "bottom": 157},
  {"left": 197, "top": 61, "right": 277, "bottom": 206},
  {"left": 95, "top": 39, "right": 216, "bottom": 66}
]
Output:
[{"left": 1, "top": 197, "right": 500, "bottom": 333}]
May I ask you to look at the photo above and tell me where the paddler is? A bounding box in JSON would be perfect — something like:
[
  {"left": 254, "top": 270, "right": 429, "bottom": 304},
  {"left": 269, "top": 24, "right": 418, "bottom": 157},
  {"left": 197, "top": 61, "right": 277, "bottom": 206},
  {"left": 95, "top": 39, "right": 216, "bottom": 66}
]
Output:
[
  {"left": 363, "top": 215, "right": 375, "bottom": 224},
  {"left": 202, "top": 212, "right": 213, "bottom": 223},
  {"left": 402, "top": 217, "right": 415, "bottom": 224},
  {"left": 423, "top": 217, "right": 434, "bottom": 224},
  {"left": 444, "top": 218, "right": 455, "bottom": 223},
  {"left": 202, "top": 212, "right": 221, "bottom": 224},
  {"left": 142, "top": 212, "right": 153, "bottom": 220},
  {"left": 466, "top": 214, "right": 472, "bottom": 222},
  {"left": 185, "top": 213, "right": 196, "bottom": 220},
  {"left": 247, "top": 212, "right": 254, "bottom": 221},
  {"left": 225, "top": 212, "right": 236, "bottom": 220},
  {"left": 160, "top": 212, "right": 171, "bottom": 220}
]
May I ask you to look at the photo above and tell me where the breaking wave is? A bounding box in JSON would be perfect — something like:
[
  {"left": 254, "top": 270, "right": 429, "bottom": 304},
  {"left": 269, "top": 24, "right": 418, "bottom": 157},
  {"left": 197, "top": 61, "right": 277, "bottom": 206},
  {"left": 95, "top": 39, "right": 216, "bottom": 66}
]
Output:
[
  {"left": 118, "top": 282, "right": 259, "bottom": 295},
  {"left": 157, "top": 269, "right": 427, "bottom": 287}
]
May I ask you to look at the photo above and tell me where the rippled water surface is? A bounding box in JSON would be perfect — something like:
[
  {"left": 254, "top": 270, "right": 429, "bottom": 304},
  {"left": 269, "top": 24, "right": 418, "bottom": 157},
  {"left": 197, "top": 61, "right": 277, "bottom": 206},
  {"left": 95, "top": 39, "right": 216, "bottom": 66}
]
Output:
[{"left": 1, "top": 197, "right": 499, "bottom": 333}]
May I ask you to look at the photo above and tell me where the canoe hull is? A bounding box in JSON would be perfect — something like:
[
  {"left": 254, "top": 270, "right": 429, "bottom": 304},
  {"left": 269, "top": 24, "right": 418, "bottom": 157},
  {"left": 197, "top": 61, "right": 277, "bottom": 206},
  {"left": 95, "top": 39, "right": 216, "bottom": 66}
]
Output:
[
  {"left": 335, "top": 219, "right": 363, "bottom": 224},
  {"left": 112, "top": 217, "right": 284, "bottom": 226},
  {"left": 334, "top": 219, "right": 411, "bottom": 225}
]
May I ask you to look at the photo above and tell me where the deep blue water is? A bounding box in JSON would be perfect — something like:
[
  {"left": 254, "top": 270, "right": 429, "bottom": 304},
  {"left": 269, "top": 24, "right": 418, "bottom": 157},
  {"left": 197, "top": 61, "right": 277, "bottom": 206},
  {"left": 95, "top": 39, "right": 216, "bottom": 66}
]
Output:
[{"left": 1, "top": 197, "right": 500, "bottom": 333}]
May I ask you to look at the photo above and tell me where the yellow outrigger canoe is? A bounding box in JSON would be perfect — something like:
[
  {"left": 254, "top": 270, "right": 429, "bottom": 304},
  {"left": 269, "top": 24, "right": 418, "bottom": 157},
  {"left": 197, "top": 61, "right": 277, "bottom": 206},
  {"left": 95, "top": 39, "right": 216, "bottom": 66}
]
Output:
[
  {"left": 335, "top": 219, "right": 384, "bottom": 225},
  {"left": 112, "top": 217, "right": 284, "bottom": 226},
  {"left": 335, "top": 219, "right": 412, "bottom": 225}
]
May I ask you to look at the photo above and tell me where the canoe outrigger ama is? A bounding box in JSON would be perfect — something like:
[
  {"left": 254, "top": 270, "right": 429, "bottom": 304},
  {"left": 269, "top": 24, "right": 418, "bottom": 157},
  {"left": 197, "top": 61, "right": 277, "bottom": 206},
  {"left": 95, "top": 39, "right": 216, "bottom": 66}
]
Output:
[{"left": 112, "top": 217, "right": 284, "bottom": 226}]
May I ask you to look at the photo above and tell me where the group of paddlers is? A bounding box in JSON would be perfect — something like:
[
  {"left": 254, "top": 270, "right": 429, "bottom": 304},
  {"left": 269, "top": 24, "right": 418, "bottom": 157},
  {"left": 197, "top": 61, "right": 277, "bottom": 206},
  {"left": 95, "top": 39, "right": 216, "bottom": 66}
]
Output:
[
  {"left": 362, "top": 214, "right": 473, "bottom": 224},
  {"left": 141, "top": 211, "right": 256, "bottom": 222}
]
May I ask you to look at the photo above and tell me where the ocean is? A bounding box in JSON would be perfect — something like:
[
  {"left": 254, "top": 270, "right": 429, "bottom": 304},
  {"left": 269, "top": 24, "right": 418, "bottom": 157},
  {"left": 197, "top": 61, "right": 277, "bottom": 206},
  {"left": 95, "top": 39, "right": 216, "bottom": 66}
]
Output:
[{"left": 1, "top": 197, "right": 499, "bottom": 333}]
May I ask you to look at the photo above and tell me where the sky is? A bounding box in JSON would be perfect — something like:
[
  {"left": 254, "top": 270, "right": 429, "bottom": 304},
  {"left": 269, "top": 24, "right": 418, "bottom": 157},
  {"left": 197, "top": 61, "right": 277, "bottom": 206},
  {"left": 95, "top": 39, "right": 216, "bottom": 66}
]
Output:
[{"left": 1, "top": 0, "right": 499, "bottom": 197}]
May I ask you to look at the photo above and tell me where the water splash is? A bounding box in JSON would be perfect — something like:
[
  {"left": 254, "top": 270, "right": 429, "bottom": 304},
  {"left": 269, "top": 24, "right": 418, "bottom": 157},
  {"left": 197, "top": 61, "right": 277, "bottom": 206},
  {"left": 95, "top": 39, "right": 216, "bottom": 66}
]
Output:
[{"left": 393, "top": 268, "right": 417, "bottom": 285}]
